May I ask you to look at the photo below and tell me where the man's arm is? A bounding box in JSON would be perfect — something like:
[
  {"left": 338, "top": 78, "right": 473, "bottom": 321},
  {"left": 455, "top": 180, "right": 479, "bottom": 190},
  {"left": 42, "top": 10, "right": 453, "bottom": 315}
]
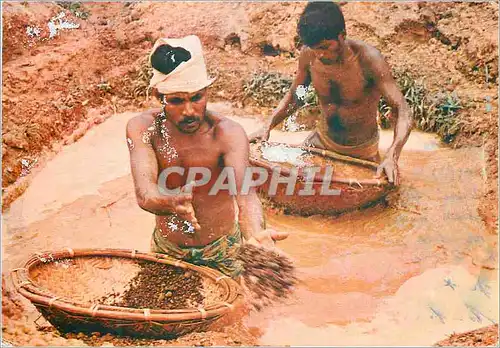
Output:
[
  {"left": 366, "top": 48, "right": 413, "bottom": 185},
  {"left": 221, "top": 120, "right": 289, "bottom": 247},
  {"left": 249, "top": 49, "right": 312, "bottom": 142},
  {"left": 126, "top": 114, "right": 199, "bottom": 228},
  {"left": 220, "top": 120, "right": 264, "bottom": 240}
]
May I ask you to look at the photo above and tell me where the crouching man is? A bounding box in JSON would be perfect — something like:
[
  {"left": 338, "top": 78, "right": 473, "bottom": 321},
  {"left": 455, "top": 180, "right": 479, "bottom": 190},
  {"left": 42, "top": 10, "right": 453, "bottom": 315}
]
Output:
[{"left": 126, "top": 35, "right": 287, "bottom": 279}]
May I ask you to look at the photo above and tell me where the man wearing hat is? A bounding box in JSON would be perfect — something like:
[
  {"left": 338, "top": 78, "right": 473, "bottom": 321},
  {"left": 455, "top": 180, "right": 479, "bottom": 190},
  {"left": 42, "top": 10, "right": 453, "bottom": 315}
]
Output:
[{"left": 126, "top": 35, "right": 287, "bottom": 279}]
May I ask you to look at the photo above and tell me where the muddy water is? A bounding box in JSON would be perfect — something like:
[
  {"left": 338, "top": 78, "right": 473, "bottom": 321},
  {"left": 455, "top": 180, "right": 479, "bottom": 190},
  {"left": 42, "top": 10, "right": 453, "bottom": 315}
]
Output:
[{"left": 3, "top": 106, "right": 498, "bottom": 346}]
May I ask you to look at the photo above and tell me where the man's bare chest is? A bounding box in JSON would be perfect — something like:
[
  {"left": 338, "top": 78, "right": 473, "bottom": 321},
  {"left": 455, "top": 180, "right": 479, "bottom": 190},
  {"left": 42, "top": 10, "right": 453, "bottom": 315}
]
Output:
[
  {"left": 310, "top": 60, "right": 376, "bottom": 106},
  {"left": 153, "top": 135, "right": 222, "bottom": 171}
]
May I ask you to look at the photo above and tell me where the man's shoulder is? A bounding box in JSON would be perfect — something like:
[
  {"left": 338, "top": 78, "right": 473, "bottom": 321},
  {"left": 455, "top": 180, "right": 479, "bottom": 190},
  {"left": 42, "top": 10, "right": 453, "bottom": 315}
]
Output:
[
  {"left": 126, "top": 109, "right": 160, "bottom": 133},
  {"left": 208, "top": 115, "right": 247, "bottom": 145},
  {"left": 214, "top": 116, "right": 246, "bottom": 136},
  {"left": 349, "top": 39, "right": 384, "bottom": 63},
  {"left": 349, "top": 39, "right": 390, "bottom": 78}
]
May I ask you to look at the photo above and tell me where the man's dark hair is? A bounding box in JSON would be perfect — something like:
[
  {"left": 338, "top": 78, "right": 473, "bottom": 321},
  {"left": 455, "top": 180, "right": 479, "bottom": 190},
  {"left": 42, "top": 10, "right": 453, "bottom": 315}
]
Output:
[
  {"left": 298, "top": 2, "right": 346, "bottom": 47},
  {"left": 150, "top": 44, "right": 191, "bottom": 75}
]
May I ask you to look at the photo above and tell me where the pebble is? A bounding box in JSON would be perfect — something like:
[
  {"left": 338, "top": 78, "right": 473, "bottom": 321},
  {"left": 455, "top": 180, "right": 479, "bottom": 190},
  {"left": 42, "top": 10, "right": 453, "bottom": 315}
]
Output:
[
  {"left": 130, "top": 10, "right": 141, "bottom": 21},
  {"left": 28, "top": 338, "right": 47, "bottom": 346}
]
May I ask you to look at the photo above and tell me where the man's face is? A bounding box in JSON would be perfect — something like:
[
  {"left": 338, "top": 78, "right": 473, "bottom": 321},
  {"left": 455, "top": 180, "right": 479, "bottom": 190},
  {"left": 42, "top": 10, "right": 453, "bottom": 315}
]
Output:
[
  {"left": 162, "top": 89, "right": 208, "bottom": 133},
  {"left": 310, "top": 37, "right": 344, "bottom": 64}
]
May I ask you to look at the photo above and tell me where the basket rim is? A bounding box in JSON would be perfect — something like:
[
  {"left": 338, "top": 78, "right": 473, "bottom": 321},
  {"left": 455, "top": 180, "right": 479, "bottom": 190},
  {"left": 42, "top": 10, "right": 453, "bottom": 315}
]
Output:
[
  {"left": 250, "top": 141, "right": 390, "bottom": 187},
  {"left": 11, "top": 248, "right": 243, "bottom": 322}
]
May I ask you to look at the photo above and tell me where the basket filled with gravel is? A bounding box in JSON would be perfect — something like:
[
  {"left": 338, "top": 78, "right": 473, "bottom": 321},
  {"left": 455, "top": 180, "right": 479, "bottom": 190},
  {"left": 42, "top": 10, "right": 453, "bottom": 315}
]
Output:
[{"left": 11, "top": 248, "right": 243, "bottom": 338}]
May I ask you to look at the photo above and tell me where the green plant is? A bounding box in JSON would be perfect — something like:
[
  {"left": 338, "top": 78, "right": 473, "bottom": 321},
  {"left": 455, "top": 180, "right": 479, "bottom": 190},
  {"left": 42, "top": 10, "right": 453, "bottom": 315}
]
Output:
[
  {"left": 56, "top": 2, "right": 90, "bottom": 19},
  {"left": 132, "top": 56, "right": 154, "bottom": 98},
  {"left": 243, "top": 72, "right": 292, "bottom": 106},
  {"left": 430, "top": 92, "right": 463, "bottom": 143},
  {"left": 96, "top": 82, "right": 112, "bottom": 93},
  {"left": 378, "top": 98, "right": 392, "bottom": 129},
  {"left": 300, "top": 85, "right": 319, "bottom": 107},
  {"left": 378, "top": 70, "right": 463, "bottom": 143}
]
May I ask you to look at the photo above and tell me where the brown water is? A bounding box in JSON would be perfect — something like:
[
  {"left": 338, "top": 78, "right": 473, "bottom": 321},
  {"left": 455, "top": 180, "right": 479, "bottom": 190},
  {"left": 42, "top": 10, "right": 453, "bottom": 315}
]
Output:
[{"left": 3, "top": 106, "right": 498, "bottom": 346}]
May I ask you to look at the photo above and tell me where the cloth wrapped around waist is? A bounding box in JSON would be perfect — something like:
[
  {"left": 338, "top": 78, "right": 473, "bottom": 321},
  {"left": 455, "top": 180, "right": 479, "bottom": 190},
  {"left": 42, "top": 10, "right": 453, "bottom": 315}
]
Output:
[
  {"left": 151, "top": 224, "right": 243, "bottom": 279},
  {"left": 314, "top": 117, "right": 380, "bottom": 161}
]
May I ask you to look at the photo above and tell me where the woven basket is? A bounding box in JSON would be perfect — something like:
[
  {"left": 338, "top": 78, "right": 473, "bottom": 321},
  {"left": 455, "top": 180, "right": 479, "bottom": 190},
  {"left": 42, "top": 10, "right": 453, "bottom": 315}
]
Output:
[
  {"left": 11, "top": 248, "right": 243, "bottom": 338},
  {"left": 249, "top": 142, "right": 394, "bottom": 215}
]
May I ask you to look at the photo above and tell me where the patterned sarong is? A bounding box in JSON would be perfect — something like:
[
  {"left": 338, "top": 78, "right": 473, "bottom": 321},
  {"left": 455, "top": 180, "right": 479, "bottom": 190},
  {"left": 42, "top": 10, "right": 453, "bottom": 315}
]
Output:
[{"left": 151, "top": 223, "right": 243, "bottom": 279}]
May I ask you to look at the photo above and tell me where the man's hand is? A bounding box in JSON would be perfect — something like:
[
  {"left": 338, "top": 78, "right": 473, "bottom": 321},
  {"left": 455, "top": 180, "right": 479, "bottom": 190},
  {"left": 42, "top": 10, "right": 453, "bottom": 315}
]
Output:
[
  {"left": 172, "top": 181, "right": 201, "bottom": 230},
  {"left": 376, "top": 157, "right": 400, "bottom": 186},
  {"left": 248, "top": 127, "right": 270, "bottom": 143},
  {"left": 246, "top": 229, "right": 289, "bottom": 249}
]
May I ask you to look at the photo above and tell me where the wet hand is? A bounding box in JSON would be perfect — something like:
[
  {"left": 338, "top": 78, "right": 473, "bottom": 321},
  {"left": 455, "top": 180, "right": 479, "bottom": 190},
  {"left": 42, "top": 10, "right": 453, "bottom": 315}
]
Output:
[
  {"left": 248, "top": 127, "right": 270, "bottom": 143},
  {"left": 246, "top": 229, "right": 289, "bottom": 249},
  {"left": 172, "top": 181, "right": 201, "bottom": 230},
  {"left": 376, "top": 157, "right": 400, "bottom": 186}
]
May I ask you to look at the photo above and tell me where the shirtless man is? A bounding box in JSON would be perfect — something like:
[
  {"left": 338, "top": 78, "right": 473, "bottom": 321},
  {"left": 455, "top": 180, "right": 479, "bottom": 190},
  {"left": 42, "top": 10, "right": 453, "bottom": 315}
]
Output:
[
  {"left": 127, "top": 36, "right": 287, "bottom": 278},
  {"left": 250, "top": 2, "right": 413, "bottom": 185}
]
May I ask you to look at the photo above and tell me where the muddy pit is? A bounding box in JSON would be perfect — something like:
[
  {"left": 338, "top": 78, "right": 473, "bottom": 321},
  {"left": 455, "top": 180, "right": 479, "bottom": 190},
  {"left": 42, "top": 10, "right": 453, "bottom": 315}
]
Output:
[
  {"left": 2, "top": 110, "right": 498, "bottom": 346},
  {"left": 2, "top": 1, "right": 498, "bottom": 346}
]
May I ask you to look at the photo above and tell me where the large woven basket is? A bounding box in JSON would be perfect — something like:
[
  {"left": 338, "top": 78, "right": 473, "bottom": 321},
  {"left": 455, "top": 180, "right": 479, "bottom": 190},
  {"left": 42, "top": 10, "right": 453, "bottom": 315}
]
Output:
[
  {"left": 249, "top": 142, "right": 393, "bottom": 215},
  {"left": 11, "top": 248, "right": 243, "bottom": 338}
]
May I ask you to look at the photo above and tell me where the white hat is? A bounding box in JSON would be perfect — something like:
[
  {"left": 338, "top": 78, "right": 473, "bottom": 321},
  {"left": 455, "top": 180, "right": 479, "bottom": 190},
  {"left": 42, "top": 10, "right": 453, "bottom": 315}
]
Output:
[{"left": 149, "top": 35, "right": 215, "bottom": 94}]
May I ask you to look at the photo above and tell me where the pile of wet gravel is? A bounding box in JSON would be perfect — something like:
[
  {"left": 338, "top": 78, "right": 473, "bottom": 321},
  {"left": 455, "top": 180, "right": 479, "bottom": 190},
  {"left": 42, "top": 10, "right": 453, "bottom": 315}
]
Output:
[
  {"left": 237, "top": 244, "right": 298, "bottom": 310},
  {"left": 434, "top": 324, "right": 499, "bottom": 347},
  {"left": 100, "top": 261, "right": 204, "bottom": 310}
]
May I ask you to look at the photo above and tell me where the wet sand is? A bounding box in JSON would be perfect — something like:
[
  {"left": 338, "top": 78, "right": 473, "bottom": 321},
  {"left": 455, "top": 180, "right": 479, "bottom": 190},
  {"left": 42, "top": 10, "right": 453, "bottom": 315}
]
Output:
[{"left": 2, "top": 105, "right": 498, "bottom": 345}]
